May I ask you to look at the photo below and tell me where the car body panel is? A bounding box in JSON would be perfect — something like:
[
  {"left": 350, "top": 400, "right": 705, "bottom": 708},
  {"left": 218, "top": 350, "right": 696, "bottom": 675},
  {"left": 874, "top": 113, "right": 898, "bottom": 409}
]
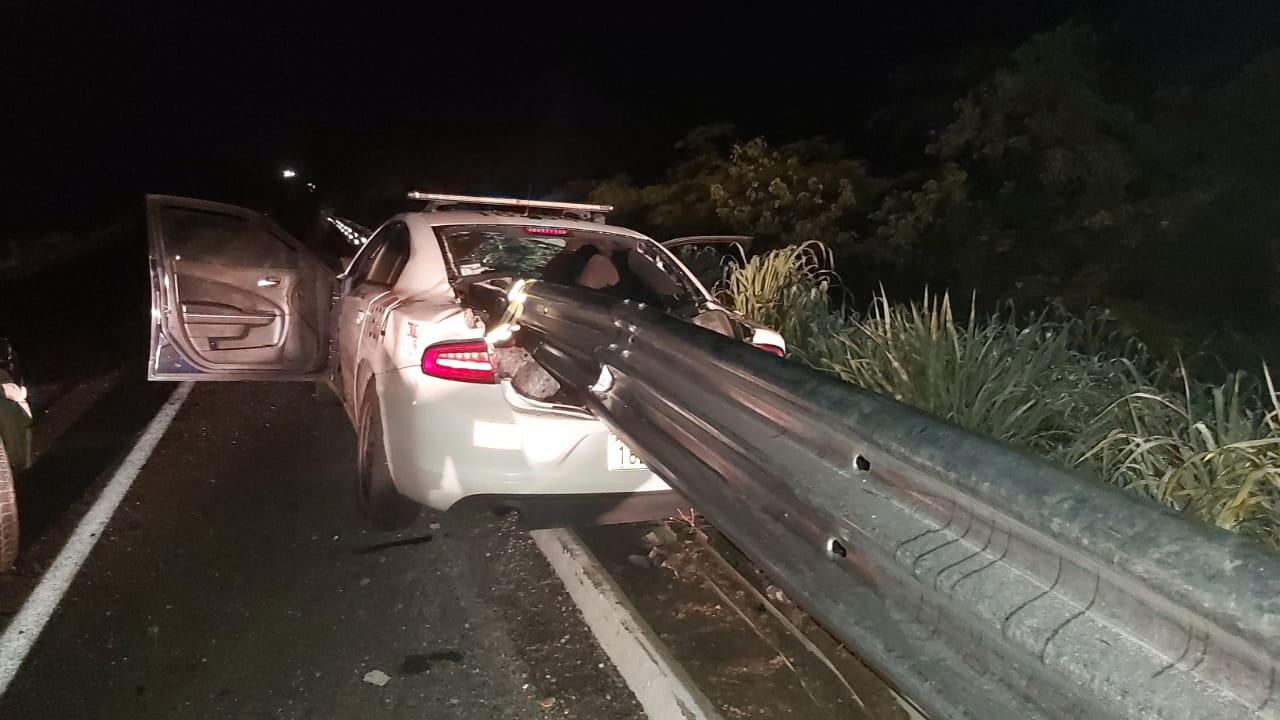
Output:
[
  {"left": 146, "top": 195, "right": 782, "bottom": 522},
  {"left": 361, "top": 279, "right": 673, "bottom": 510}
]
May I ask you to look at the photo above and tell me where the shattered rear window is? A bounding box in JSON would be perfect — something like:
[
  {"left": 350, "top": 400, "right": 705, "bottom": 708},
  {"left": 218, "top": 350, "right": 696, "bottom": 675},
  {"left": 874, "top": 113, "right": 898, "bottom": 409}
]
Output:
[{"left": 440, "top": 225, "right": 570, "bottom": 279}]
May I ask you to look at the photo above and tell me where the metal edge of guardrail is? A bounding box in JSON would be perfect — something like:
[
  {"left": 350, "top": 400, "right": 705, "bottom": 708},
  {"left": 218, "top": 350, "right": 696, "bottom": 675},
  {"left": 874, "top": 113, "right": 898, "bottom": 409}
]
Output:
[{"left": 498, "top": 280, "right": 1280, "bottom": 720}]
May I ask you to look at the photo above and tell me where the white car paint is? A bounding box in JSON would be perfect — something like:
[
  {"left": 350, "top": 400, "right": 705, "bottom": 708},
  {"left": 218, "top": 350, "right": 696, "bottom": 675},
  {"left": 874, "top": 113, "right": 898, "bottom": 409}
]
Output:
[
  {"left": 340, "top": 211, "right": 736, "bottom": 510},
  {"left": 146, "top": 194, "right": 784, "bottom": 521}
]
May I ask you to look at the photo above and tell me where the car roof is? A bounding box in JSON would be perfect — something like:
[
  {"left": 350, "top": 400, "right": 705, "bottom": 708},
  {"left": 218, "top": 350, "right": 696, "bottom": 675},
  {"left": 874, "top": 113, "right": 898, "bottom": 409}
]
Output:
[{"left": 406, "top": 210, "right": 651, "bottom": 239}]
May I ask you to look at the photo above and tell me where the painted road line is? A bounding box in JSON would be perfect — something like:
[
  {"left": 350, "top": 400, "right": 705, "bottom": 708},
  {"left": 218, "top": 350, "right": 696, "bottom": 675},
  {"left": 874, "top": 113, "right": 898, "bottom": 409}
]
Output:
[
  {"left": 0, "top": 382, "right": 193, "bottom": 694},
  {"left": 531, "top": 527, "right": 722, "bottom": 720}
]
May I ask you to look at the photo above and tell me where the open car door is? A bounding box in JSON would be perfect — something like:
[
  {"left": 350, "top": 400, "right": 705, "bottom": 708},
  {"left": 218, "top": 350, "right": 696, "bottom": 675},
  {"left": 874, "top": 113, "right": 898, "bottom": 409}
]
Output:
[
  {"left": 146, "top": 195, "right": 332, "bottom": 381},
  {"left": 661, "top": 235, "right": 753, "bottom": 290},
  {"left": 659, "top": 235, "right": 784, "bottom": 355},
  {"left": 662, "top": 235, "right": 753, "bottom": 257}
]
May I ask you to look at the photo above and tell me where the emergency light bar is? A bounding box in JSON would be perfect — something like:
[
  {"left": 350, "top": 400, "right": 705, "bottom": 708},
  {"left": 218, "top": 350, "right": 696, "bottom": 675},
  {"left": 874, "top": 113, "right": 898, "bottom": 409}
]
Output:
[{"left": 407, "top": 192, "right": 613, "bottom": 214}]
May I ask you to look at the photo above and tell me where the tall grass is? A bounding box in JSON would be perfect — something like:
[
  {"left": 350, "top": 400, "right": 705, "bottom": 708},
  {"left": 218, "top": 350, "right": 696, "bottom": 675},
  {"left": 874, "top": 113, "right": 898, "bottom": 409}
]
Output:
[
  {"left": 1068, "top": 370, "right": 1280, "bottom": 544},
  {"left": 717, "top": 241, "right": 848, "bottom": 365},
  {"left": 721, "top": 244, "right": 1280, "bottom": 547}
]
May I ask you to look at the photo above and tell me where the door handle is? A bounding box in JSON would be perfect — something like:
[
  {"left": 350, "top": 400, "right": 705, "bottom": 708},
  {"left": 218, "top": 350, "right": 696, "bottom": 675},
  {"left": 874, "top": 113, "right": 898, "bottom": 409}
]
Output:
[{"left": 257, "top": 276, "right": 281, "bottom": 288}]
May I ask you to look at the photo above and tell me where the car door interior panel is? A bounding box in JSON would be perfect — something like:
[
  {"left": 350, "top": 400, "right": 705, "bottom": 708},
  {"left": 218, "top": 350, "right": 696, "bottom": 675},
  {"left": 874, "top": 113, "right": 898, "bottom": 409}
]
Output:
[{"left": 147, "top": 195, "right": 331, "bottom": 378}]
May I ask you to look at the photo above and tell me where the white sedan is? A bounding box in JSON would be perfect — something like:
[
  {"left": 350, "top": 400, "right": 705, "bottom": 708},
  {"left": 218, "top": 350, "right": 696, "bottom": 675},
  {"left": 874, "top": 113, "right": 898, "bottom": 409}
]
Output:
[{"left": 146, "top": 193, "right": 783, "bottom": 528}]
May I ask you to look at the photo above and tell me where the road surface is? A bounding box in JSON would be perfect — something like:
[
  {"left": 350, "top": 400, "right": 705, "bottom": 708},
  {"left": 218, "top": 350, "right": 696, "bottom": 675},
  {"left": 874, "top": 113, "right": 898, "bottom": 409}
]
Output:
[{"left": 0, "top": 381, "right": 644, "bottom": 719}]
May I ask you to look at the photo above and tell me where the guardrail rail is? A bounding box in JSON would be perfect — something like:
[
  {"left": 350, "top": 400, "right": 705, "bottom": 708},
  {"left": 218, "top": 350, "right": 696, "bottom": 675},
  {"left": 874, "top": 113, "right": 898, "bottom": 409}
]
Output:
[{"left": 494, "top": 280, "right": 1280, "bottom": 720}]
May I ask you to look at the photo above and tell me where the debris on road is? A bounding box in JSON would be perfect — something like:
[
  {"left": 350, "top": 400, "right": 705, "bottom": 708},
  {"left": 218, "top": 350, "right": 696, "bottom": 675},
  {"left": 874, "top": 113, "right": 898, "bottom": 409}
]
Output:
[
  {"left": 765, "top": 584, "right": 790, "bottom": 606},
  {"left": 642, "top": 524, "right": 678, "bottom": 548},
  {"left": 362, "top": 669, "right": 391, "bottom": 687}
]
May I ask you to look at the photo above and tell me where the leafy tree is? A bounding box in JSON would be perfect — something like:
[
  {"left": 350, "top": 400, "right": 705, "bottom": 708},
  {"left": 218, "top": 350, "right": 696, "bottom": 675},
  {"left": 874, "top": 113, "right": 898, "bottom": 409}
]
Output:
[
  {"left": 587, "top": 124, "right": 739, "bottom": 241},
  {"left": 874, "top": 23, "right": 1161, "bottom": 304},
  {"left": 588, "top": 126, "right": 882, "bottom": 244},
  {"left": 708, "top": 136, "right": 880, "bottom": 251},
  {"left": 577, "top": 22, "right": 1280, "bottom": 368}
]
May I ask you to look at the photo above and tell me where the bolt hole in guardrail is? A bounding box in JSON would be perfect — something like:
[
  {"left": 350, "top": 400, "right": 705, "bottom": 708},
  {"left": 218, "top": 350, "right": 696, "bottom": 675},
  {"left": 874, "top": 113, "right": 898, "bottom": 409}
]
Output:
[
  {"left": 827, "top": 538, "right": 848, "bottom": 558},
  {"left": 854, "top": 454, "right": 871, "bottom": 472}
]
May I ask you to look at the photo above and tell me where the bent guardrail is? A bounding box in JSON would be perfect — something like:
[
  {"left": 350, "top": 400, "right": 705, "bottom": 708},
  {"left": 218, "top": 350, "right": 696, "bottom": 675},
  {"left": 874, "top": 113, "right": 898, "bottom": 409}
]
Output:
[{"left": 494, "top": 279, "right": 1280, "bottom": 720}]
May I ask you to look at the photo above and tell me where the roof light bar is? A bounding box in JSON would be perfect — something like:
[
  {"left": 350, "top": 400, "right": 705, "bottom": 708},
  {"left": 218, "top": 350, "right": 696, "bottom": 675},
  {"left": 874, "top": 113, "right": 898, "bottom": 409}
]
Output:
[{"left": 407, "top": 192, "right": 613, "bottom": 214}]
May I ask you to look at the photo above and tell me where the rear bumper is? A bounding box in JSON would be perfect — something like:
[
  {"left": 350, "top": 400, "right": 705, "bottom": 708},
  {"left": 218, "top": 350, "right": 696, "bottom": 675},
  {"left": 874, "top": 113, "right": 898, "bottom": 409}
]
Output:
[
  {"left": 447, "top": 489, "right": 689, "bottom": 529},
  {"left": 380, "top": 369, "right": 673, "bottom": 512}
]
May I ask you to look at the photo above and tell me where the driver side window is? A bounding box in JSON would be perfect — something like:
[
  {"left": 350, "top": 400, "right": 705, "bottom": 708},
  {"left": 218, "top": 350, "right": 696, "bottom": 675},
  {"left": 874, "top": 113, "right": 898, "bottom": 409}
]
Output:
[
  {"left": 165, "top": 207, "right": 299, "bottom": 269},
  {"left": 366, "top": 223, "right": 410, "bottom": 286},
  {"left": 349, "top": 222, "right": 410, "bottom": 288}
]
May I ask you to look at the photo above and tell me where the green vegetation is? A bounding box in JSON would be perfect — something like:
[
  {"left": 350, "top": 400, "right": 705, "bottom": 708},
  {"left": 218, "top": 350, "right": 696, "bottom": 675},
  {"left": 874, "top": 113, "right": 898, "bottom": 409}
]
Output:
[
  {"left": 717, "top": 243, "right": 1280, "bottom": 547},
  {"left": 585, "top": 23, "right": 1280, "bottom": 370},
  {"left": 570, "top": 22, "right": 1280, "bottom": 546}
]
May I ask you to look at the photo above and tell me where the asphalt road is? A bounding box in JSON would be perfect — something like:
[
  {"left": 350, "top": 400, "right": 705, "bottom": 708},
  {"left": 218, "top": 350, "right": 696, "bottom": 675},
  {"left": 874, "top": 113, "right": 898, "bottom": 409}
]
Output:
[
  {"left": 0, "top": 381, "right": 645, "bottom": 719},
  {"left": 0, "top": 236, "right": 174, "bottom": 591}
]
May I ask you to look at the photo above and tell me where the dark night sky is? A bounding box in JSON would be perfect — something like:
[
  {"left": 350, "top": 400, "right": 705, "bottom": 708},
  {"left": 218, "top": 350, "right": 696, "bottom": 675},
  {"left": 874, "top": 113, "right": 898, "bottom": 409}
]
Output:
[{"left": 2, "top": 1, "right": 1277, "bottom": 233}]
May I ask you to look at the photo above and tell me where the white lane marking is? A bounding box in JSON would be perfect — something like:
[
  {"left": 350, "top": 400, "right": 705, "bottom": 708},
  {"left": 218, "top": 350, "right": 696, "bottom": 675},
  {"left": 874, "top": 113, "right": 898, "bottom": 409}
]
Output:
[
  {"left": 531, "top": 528, "right": 721, "bottom": 720},
  {"left": 0, "top": 382, "right": 193, "bottom": 694}
]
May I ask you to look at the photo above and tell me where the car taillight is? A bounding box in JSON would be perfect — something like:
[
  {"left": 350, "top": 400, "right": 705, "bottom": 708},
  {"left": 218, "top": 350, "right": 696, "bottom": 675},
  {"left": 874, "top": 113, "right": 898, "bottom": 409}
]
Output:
[
  {"left": 421, "top": 340, "right": 496, "bottom": 383},
  {"left": 752, "top": 343, "right": 785, "bottom": 358}
]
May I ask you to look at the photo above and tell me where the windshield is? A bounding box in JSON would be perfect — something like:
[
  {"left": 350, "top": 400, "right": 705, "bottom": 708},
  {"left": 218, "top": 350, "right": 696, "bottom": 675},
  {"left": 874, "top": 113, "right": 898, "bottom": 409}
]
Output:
[{"left": 435, "top": 224, "right": 702, "bottom": 306}]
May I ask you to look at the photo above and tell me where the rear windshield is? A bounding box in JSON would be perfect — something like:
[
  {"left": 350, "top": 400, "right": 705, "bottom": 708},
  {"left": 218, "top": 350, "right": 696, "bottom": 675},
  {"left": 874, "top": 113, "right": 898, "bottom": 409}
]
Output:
[
  {"left": 436, "top": 225, "right": 585, "bottom": 278},
  {"left": 434, "top": 223, "right": 700, "bottom": 305}
]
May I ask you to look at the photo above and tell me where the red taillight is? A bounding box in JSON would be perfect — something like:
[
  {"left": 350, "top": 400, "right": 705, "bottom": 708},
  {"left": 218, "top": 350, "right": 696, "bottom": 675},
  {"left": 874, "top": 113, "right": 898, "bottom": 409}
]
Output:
[
  {"left": 421, "top": 340, "right": 496, "bottom": 383},
  {"left": 752, "top": 343, "right": 785, "bottom": 358}
]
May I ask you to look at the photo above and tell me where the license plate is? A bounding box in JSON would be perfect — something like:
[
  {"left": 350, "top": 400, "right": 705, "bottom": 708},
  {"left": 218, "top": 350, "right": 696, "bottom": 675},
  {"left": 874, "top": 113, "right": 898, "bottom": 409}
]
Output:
[{"left": 607, "top": 433, "right": 647, "bottom": 471}]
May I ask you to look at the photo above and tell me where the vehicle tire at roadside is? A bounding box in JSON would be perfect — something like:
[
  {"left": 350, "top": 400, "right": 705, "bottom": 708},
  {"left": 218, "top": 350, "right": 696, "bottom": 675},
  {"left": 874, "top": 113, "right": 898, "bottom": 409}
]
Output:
[
  {"left": 356, "top": 390, "right": 421, "bottom": 530},
  {"left": 0, "top": 440, "right": 19, "bottom": 571}
]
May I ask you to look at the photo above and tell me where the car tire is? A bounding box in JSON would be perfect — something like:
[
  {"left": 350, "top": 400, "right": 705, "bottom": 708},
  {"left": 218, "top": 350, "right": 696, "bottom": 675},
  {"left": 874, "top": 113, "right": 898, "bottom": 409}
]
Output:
[
  {"left": 0, "top": 440, "right": 19, "bottom": 572},
  {"left": 356, "top": 390, "right": 420, "bottom": 530}
]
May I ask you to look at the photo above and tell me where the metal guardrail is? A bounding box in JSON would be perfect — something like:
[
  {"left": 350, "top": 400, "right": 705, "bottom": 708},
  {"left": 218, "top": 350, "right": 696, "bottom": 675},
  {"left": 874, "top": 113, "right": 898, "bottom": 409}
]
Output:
[{"left": 498, "top": 280, "right": 1280, "bottom": 720}]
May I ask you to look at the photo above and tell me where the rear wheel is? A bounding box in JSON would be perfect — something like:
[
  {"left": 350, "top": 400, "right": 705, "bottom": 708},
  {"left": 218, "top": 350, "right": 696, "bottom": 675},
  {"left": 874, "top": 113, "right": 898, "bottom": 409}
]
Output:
[
  {"left": 0, "top": 440, "right": 19, "bottom": 572},
  {"left": 356, "top": 391, "right": 420, "bottom": 530}
]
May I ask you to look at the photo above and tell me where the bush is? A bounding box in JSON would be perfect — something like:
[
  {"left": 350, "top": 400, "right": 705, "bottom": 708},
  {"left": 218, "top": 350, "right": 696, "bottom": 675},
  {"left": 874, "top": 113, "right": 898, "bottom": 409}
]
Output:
[
  {"left": 1067, "top": 369, "right": 1280, "bottom": 545},
  {"left": 718, "top": 244, "right": 1280, "bottom": 547}
]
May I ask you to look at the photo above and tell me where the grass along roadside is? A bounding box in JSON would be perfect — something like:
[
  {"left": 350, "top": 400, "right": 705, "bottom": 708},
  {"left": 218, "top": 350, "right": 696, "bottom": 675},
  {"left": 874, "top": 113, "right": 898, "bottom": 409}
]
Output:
[{"left": 718, "top": 244, "right": 1280, "bottom": 548}]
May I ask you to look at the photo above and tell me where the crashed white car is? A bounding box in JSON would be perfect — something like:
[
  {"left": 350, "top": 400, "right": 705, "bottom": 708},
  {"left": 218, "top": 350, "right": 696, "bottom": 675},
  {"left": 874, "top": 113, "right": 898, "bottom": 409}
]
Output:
[{"left": 146, "top": 193, "right": 783, "bottom": 528}]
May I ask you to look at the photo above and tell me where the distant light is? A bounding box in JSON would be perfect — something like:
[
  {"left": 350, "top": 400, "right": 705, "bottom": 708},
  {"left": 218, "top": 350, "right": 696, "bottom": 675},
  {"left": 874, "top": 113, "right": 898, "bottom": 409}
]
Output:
[
  {"left": 281, "top": 168, "right": 298, "bottom": 179},
  {"left": 306, "top": 182, "right": 316, "bottom": 191}
]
